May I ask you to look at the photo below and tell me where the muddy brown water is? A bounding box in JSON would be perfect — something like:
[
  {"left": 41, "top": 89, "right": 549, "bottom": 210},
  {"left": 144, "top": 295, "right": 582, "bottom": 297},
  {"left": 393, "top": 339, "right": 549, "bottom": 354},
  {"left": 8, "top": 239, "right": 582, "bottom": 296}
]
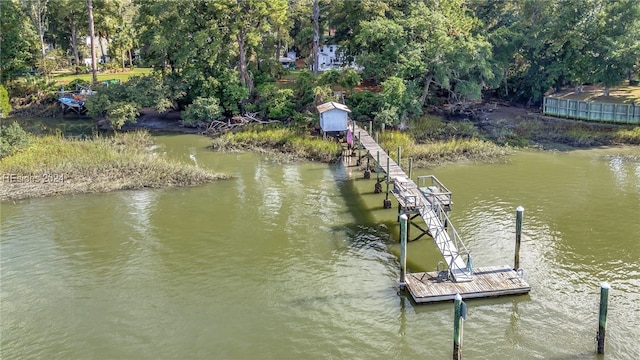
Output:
[{"left": 1, "top": 133, "right": 639, "bottom": 359}]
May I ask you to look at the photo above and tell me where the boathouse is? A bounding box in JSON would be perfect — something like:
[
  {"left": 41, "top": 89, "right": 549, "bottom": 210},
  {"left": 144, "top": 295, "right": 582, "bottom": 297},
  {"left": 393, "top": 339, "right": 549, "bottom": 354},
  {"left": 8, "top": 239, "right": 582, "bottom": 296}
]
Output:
[{"left": 316, "top": 101, "right": 351, "bottom": 134}]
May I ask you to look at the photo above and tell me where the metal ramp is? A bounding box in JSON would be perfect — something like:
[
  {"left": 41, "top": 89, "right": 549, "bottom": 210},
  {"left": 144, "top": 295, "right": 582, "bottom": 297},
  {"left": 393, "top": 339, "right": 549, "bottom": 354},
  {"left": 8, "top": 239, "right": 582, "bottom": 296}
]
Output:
[
  {"left": 392, "top": 176, "right": 473, "bottom": 282},
  {"left": 419, "top": 206, "right": 473, "bottom": 282}
]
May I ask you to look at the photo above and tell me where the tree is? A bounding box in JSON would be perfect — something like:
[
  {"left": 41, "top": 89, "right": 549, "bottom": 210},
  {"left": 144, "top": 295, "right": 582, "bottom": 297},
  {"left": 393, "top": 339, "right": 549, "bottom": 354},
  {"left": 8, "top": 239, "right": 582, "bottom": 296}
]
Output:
[
  {"left": 326, "top": 0, "right": 393, "bottom": 64},
  {"left": 353, "top": 18, "right": 405, "bottom": 81},
  {"left": 212, "top": 0, "right": 288, "bottom": 96},
  {"left": 21, "top": 0, "right": 49, "bottom": 62},
  {"left": 87, "top": 0, "right": 97, "bottom": 83},
  {"left": 0, "top": 0, "right": 37, "bottom": 83},
  {"left": 48, "top": 0, "right": 88, "bottom": 71},
  {"left": 352, "top": 0, "right": 496, "bottom": 108},
  {"left": 474, "top": 0, "right": 640, "bottom": 102},
  {"left": 311, "top": 0, "right": 319, "bottom": 74},
  {"left": 585, "top": 0, "right": 640, "bottom": 94}
]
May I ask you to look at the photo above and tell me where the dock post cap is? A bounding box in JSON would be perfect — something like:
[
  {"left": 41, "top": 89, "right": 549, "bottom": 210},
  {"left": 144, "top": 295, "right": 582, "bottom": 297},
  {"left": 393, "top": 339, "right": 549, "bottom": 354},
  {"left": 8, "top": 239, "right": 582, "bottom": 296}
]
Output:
[
  {"left": 399, "top": 214, "right": 408, "bottom": 221},
  {"left": 454, "top": 293, "right": 462, "bottom": 301},
  {"left": 516, "top": 206, "right": 524, "bottom": 212},
  {"left": 600, "top": 282, "right": 611, "bottom": 289}
]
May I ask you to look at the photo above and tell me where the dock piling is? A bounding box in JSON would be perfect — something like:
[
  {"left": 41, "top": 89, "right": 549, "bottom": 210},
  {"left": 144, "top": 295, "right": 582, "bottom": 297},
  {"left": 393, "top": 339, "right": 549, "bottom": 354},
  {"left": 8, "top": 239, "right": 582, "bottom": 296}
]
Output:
[
  {"left": 399, "top": 214, "right": 408, "bottom": 290},
  {"left": 408, "top": 157, "right": 413, "bottom": 181},
  {"left": 375, "top": 151, "right": 382, "bottom": 193},
  {"left": 514, "top": 206, "right": 524, "bottom": 270},
  {"left": 453, "top": 293, "right": 465, "bottom": 360},
  {"left": 364, "top": 154, "right": 371, "bottom": 179},
  {"left": 597, "top": 282, "right": 610, "bottom": 354},
  {"left": 384, "top": 157, "right": 392, "bottom": 208},
  {"left": 357, "top": 132, "right": 362, "bottom": 166}
]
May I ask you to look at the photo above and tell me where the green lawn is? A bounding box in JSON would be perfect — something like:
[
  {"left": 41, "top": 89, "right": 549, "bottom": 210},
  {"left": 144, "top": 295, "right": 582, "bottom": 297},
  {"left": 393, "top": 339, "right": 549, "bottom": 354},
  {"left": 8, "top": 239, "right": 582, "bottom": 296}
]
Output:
[{"left": 52, "top": 67, "right": 153, "bottom": 85}]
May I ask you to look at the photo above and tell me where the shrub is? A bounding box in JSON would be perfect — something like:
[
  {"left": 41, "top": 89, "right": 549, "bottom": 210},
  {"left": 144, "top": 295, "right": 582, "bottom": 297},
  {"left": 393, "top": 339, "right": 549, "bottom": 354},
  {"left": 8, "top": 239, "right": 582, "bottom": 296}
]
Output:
[
  {"left": 85, "top": 92, "right": 112, "bottom": 118},
  {"left": 338, "top": 69, "right": 361, "bottom": 91},
  {"left": 66, "top": 78, "right": 91, "bottom": 90},
  {"left": 183, "top": 97, "right": 223, "bottom": 125},
  {"left": 0, "top": 122, "right": 30, "bottom": 158},
  {"left": 256, "top": 85, "right": 295, "bottom": 120},
  {"left": 345, "top": 90, "right": 382, "bottom": 121},
  {"left": 106, "top": 102, "right": 139, "bottom": 130},
  {"left": 85, "top": 73, "right": 174, "bottom": 129}
]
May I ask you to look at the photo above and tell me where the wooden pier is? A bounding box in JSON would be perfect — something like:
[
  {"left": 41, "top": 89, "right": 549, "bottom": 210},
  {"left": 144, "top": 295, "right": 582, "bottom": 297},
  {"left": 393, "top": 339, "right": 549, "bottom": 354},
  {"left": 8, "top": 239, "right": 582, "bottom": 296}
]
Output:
[{"left": 350, "top": 123, "right": 530, "bottom": 303}]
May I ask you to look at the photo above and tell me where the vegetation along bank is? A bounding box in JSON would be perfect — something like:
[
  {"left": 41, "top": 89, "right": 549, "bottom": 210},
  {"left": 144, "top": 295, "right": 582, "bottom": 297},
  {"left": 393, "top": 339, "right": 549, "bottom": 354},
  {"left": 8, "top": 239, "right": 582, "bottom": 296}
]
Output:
[{"left": 0, "top": 124, "right": 228, "bottom": 202}]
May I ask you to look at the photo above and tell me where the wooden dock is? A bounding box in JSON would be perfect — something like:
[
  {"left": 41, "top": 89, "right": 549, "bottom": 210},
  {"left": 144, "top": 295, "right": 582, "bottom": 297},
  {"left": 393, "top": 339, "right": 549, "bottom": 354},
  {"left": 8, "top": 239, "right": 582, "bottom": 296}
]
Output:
[
  {"left": 350, "top": 123, "right": 531, "bottom": 302},
  {"left": 406, "top": 265, "right": 530, "bottom": 303}
]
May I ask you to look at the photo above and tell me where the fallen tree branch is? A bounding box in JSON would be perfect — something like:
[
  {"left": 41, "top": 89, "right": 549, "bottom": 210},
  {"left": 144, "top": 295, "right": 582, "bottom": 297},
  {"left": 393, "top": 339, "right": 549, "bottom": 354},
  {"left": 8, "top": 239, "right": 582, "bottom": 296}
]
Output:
[{"left": 202, "top": 113, "right": 281, "bottom": 135}]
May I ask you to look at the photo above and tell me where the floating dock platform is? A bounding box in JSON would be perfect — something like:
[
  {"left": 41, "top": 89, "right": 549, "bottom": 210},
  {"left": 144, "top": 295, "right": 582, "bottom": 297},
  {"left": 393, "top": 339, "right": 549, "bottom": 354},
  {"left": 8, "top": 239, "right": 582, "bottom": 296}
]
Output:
[{"left": 405, "top": 265, "right": 530, "bottom": 304}]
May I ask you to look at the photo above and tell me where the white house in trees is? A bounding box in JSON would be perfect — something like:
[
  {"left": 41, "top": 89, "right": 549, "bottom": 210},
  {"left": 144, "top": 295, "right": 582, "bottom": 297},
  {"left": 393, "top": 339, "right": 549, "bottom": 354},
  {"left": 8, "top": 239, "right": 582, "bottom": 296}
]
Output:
[
  {"left": 82, "top": 36, "right": 110, "bottom": 65},
  {"left": 317, "top": 101, "right": 351, "bottom": 133},
  {"left": 278, "top": 50, "right": 297, "bottom": 69},
  {"left": 317, "top": 45, "right": 361, "bottom": 72}
]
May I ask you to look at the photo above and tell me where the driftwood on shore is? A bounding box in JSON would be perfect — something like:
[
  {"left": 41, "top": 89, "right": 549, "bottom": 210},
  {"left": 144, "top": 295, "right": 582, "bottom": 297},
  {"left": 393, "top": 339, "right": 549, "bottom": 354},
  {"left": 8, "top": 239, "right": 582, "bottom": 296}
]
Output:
[{"left": 202, "top": 112, "right": 280, "bottom": 135}]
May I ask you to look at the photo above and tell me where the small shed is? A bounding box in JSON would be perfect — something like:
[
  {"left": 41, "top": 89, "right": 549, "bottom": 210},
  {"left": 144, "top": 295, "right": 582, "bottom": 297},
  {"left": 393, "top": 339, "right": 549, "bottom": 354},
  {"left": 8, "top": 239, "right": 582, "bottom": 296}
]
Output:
[{"left": 316, "top": 101, "right": 351, "bottom": 133}]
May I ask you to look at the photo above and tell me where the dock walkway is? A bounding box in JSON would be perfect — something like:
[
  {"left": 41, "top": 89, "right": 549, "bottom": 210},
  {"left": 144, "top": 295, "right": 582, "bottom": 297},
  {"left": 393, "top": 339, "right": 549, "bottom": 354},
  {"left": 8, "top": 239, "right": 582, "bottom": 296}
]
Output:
[{"left": 351, "top": 124, "right": 530, "bottom": 302}]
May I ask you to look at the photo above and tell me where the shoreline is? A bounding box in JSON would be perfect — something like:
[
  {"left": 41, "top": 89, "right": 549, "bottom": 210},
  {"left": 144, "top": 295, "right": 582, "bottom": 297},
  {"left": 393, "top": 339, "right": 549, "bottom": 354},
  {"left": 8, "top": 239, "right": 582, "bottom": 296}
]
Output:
[
  {"left": 0, "top": 131, "right": 229, "bottom": 202},
  {"left": 0, "top": 171, "right": 231, "bottom": 203}
]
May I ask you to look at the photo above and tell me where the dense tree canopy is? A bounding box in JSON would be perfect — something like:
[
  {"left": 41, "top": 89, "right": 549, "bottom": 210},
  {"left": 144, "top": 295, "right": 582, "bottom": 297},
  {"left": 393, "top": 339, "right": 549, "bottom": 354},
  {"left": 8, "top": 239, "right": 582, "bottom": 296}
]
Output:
[{"left": 2, "top": 0, "right": 639, "bottom": 125}]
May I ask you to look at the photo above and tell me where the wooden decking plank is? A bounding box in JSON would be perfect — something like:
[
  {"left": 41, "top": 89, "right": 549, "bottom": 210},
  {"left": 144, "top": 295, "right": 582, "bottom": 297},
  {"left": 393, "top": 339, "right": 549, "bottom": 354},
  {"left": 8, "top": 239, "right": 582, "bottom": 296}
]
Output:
[{"left": 405, "top": 266, "right": 530, "bottom": 303}]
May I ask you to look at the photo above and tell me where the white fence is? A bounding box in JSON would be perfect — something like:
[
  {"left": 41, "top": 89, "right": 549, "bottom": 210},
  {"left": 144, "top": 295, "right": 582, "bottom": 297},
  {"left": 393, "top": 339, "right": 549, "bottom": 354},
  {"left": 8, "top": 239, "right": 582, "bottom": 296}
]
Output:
[{"left": 543, "top": 97, "right": 640, "bottom": 124}]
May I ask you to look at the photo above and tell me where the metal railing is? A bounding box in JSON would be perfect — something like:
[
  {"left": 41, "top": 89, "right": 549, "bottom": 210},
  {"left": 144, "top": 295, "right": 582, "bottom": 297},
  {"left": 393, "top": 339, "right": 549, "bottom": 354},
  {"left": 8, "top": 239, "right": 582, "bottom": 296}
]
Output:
[
  {"left": 393, "top": 174, "right": 472, "bottom": 280},
  {"left": 417, "top": 175, "right": 453, "bottom": 210},
  {"left": 543, "top": 97, "right": 640, "bottom": 124},
  {"left": 419, "top": 189, "right": 473, "bottom": 280}
]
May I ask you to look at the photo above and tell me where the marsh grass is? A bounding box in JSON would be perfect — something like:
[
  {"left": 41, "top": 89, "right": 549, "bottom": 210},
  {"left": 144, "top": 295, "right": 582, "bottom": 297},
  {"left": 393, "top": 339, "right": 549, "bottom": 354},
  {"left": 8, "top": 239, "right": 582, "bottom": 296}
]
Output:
[
  {"left": 0, "top": 131, "right": 227, "bottom": 201},
  {"left": 211, "top": 126, "right": 342, "bottom": 162},
  {"left": 379, "top": 131, "right": 510, "bottom": 167},
  {"left": 510, "top": 116, "right": 640, "bottom": 147},
  {"left": 612, "top": 127, "right": 640, "bottom": 144},
  {"left": 213, "top": 125, "right": 509, "bottom": 166}
]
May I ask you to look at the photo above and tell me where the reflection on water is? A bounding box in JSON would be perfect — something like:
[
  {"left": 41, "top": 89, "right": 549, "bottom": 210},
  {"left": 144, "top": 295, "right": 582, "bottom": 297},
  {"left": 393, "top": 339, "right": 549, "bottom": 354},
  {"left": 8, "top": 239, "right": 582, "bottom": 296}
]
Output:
[{"left": 1, "top": 136, "right": 639, "bottom": 360}]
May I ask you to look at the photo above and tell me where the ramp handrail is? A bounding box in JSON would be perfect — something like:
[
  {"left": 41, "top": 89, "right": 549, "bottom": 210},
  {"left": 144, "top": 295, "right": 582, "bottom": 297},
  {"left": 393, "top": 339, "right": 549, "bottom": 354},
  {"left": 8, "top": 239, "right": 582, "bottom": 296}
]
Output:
[{"left": 419, "top": 189, "right": 472, "bottom": 280}]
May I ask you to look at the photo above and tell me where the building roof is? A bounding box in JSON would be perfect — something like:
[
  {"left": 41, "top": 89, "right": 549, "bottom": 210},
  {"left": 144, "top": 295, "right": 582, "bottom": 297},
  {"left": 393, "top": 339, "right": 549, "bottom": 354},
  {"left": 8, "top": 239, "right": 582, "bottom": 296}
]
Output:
[
  {"left": 316, "top": 101, "right": 351, "bottom": 114},
  {"left": 278, "top": 57, "right": 294, "bottom": 63}
]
